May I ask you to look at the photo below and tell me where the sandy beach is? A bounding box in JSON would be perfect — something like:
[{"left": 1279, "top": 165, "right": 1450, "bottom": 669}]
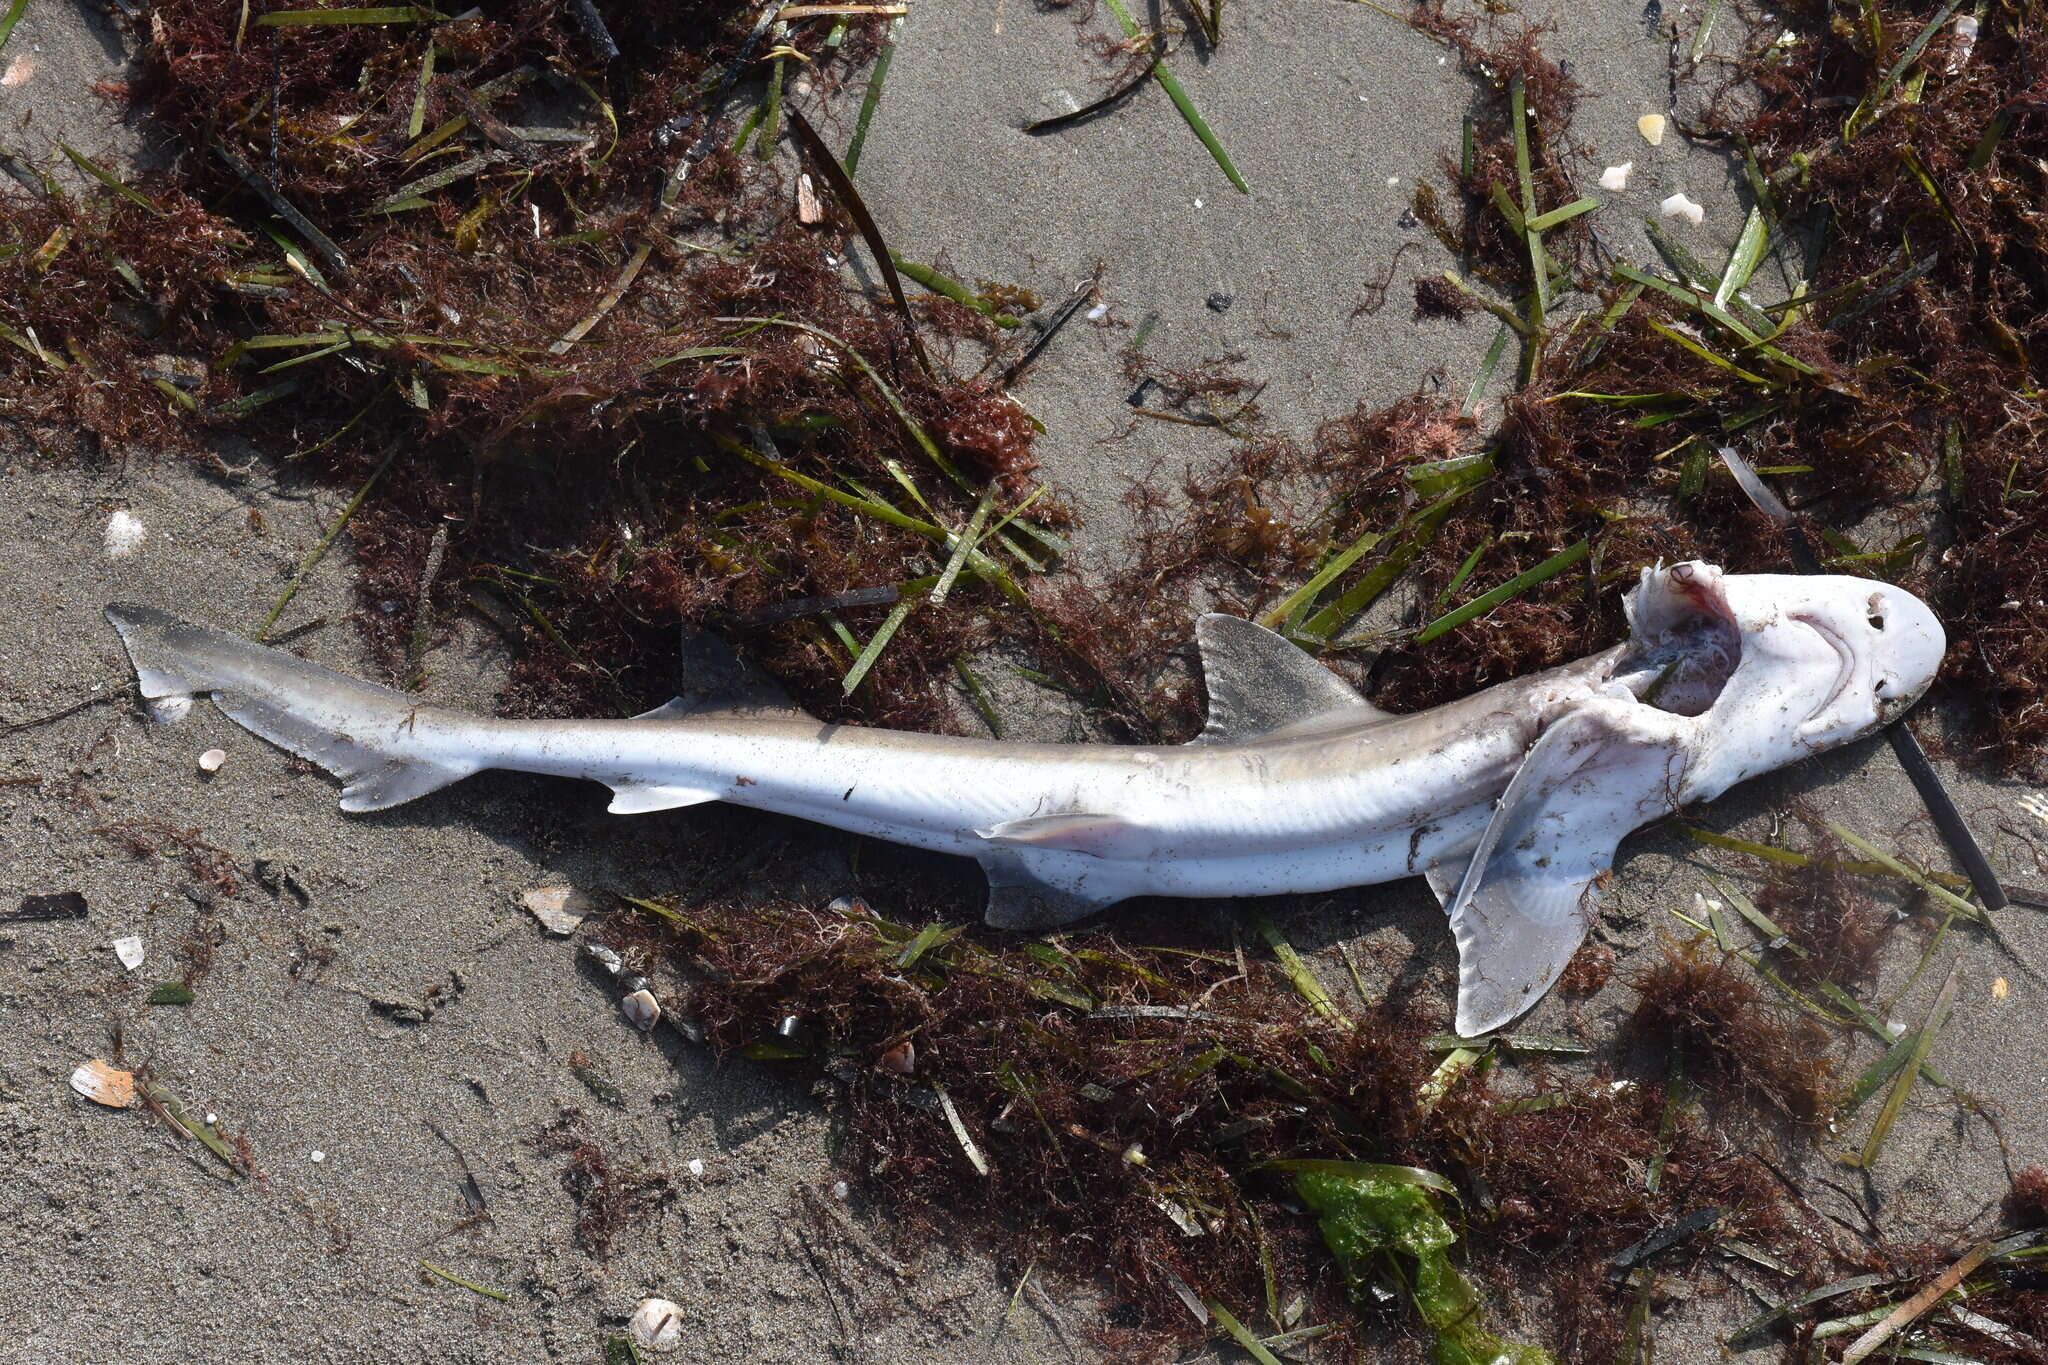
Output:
[{"left": 3, "top": 2, "right": 2043, "bottom": 1362}]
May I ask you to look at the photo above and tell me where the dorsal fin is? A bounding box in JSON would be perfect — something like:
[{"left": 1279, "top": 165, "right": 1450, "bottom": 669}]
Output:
[
  {"left": 1189, "top": 614, "right": 1390, "bottom": 745},
  {"left": 632, "top": 626, "right": 805, "bottom": 722}
]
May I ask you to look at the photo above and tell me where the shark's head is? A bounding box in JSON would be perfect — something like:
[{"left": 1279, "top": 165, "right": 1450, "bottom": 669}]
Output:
[{"left": 1620, "top": 561, "right": 1945, "bottom": 799}]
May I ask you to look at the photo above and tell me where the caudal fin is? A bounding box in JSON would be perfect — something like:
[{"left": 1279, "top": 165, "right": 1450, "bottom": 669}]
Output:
[{"left": 104, "top": 603, "right": 478, "bottom": 812}]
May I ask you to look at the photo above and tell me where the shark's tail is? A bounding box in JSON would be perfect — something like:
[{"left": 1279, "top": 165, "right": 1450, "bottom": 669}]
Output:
[{"left": 104, "top": 603, "right": 480, "bottom": 812}]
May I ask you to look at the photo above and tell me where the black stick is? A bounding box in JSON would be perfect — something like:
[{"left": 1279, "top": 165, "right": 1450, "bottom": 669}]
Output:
[{"left": 1723, "top": 447, "right": 2008, "bottom": 912}]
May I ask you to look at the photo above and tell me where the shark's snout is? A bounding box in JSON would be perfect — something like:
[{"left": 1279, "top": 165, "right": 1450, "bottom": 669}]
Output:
[{"left": 1866, "top": 582, "right": 1945, "bottom": 722}]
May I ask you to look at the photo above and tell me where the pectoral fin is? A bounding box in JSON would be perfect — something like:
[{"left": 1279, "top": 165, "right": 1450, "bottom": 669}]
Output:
[
  {"left": 978, "top": 812, "right": 1140, "bottom": 857},
  {"left": 606, "top": 783, "right": 721, "bottom": 814},
  {"left": 1448, "top": 701, "right": 1693, "bottom": 1036}
]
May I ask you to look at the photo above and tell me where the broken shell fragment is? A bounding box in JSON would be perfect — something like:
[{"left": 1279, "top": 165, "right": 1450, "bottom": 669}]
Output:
[
  {"left": 630, "top": 1297, "right": 686, "bottom": 1353},
  {"left": 1637, "top": 113, "right": 1667, "bottom": 146},
  {"left": 795, "top": 172, "right": 824, "bottom": 225},
  {"left": 1599, "top": 161, "right": 1633, "bottom": 191},
  {"left": 198, "top": 748, "right": 227, "bottom": 774},
  {"left": 103, "top": 510, "right": 147, "bottom": 559},
  {"left": 522, "top": 885, "right": 603, "bottom": 936},
  {"left": 879, "top": 1041, "right": 916, "bottom": 1075},
  {"left": 1659, "top": 192, "right": 1705, "bottom": 226},
  {"left": 70, "top": 1059, "right": 137, "bottom": 1108},
  {"left": 1945, "top": 15, "right": 1979, "bottom": 74},
  {"left": 1029, "top": 87, "right": 1084, "bottom": 127},
  {"left": 621, "top": 989, "right": 661, "bottom": 1031},
  {"left": 113, "top": 935, "right": 146, "bottom": 971}
]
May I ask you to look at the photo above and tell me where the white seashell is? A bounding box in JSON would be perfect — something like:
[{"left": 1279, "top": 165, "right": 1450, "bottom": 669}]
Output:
[
  {"left": 310, "top": 1149, "right": 326, "bottom": 1163},
  {"left": 146, "top": 694, "right": 193, "bottom": 724},
  {"left": 1599, "top": 161, "right": 1633, "bottom": 192},
  {"left": 70, "top": 1059, "right": 137, "bottom": 1108},
  {"left": 1637, "top": 114, "right": 1667, "bottom": 147},
  {"left": 630, "top": 1297, "right": 686, "bottom": 1354},
  {"left": 113, "top": 935, "right": 146, "bottom": 971},
  {"left": 621, "top": 989, "right": 661, "bottom": 1031},
  {"left": 104, "top": 510, "right": 147, "bottom": 559},
  {"left": 1946, "top": 15, "right": 1979, "bottom": 74},
  {"left": 198, "top": 748, "right": 227, "bottom": 774},
  {"left": 686, "top": 1158, "right": 705, "bottom": 1178},
  {"left": 1659, "top": 192, "right": 1705, "bottom": 226}
]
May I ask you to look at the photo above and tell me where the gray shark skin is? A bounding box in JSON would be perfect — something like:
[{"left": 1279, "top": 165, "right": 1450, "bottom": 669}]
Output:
[{"left": 104, "top": 561, "right": 1944, "bottom": 1035}]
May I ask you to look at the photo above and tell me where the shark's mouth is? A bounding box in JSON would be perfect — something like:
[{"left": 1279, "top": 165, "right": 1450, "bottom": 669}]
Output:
[
  {"left": 1609, "top": 562, "right": 1743, "bottom": 717},
  {"left": 1788, "top": 610, "right": 1858, "bottom": 725}
]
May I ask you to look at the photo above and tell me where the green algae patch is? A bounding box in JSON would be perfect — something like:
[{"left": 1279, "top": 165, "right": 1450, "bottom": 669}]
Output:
[{"left": 1286, "top": 1161, "right": 1553, "bottom": 1365}]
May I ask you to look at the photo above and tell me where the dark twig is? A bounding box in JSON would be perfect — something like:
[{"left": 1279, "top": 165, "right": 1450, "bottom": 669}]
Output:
[
  {"left": 785, "top": 107, "right": 933, "bottom": 379},
  {"left": 426, "top": 1120, "right": 489, "bottom": 1214},
  {"left": 1001, "top": 279, "right": 1098, "bottom": 387},
  {"left": 1024, "top": 40, "right": 1162, "bottom": 132},
  {"left": 742, "top": 585, "right": 902, "bottom": 627},
  {"left": 569, "top": 0, "right": 620, "bottom": 62},
  {"left": 212, "top": 144, "right": 348, "bottom": 278},
  {"left": 657, "top": 3, "right": 782, "bottom": 208},
  {"left": 1718, "top": 447, "right": 2009, "bottom": 913},
  {"left": 0, "top": 683, "right": 131, "bottom": 736},
  {"left": 406, "top": 524, "right": 450, "bottom": 687}
]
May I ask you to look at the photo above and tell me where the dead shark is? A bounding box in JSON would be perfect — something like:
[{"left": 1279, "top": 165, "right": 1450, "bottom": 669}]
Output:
[{"left": 104, "top": 560, "right": 1943, "bottom": 1035}]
